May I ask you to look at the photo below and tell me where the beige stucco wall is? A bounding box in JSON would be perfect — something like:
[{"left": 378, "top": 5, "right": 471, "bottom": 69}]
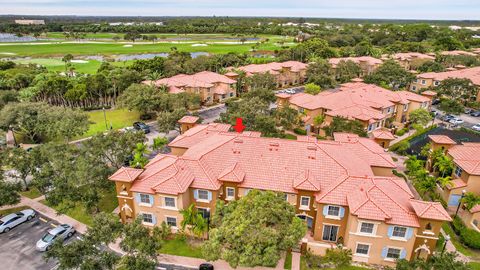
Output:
[{"left": 371, "top": 166, "right": 394, "bottom": 177}]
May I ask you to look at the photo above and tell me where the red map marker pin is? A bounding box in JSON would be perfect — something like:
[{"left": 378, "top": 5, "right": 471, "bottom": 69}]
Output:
[{"left": 233, "top": 117, "right": 245, "bottom": 133}]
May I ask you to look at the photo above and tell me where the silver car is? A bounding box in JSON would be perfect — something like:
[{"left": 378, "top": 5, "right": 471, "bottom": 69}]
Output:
[
  {"left": 36, "top": 224, "right": 76, "bottom": 251},
  {"left": 0, "top": 209, "right": 36, "bottom": 233}
]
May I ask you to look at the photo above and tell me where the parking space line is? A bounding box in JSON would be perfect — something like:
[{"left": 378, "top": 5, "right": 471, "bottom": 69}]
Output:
[
  {"left": 50, "top": 224, "right": 57, "bottom": 228},
  {"left": 39, "top": 217, "right": 48, "bottom": 223}
]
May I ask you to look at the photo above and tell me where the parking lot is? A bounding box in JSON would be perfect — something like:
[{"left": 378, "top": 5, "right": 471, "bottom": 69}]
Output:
[
  {"left": 432, "top": 105, "right": 480, "bottom": 130},
  {"left": 0, "top": 213, "right": 79, "bottom": 270}
]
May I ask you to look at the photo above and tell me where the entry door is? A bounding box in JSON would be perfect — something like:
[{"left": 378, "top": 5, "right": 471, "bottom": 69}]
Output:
[
  {"left": 322, "top": 225, "right": 339, "bottom": 242},
  {"left": 448, "top": 194, "right": 462, "bottom": 207}
]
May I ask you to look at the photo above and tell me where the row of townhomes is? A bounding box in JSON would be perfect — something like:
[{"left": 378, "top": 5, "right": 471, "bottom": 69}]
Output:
[
  {"left": 410, "top": 66, "right": 480, "bottom": 101},
  {"left": 109, "top": 120, "right": 451, "bottom": 267},
  {"left": 426, "top": 135, "right": 480, "bottom": 233},
  {"left": 276, "top": 81, "right": 435, "bottom": 147}
]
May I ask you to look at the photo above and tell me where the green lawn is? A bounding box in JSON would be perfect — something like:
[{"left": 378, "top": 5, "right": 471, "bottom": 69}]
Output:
[
  {"left": 159, "top": 237, "right": 204, "bottom": 258},
  {"left": 0, "top": 206, "right": 29, "bottom": 217},
  {"left": 80, "top": 108, "right": 141, "bottom": 139},
  {"left": 284, "top": 251, "right": 292, "bottom": 270},
  {"left": 41, "top": 188, "right": 118, "bottom": 226},
  {"left": 469, "top": 262, "right": 480, "bottom": 270},
  {"left": 0, "top": 40, "right": 288, "bottom": 58},
  {"left": 300, "top": 256, "right": 369, "bottom": 270},
  {"left": 13, "top": 58, "right": 134, "bottom": 74},
  {"left": 441, "top": 223, "right": 480, "bottom": 258},
  {"left": 20, "top": 187, "right": 42, "bottom": 199}
]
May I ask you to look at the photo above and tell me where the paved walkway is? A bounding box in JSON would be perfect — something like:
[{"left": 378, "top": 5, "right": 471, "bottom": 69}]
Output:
[{"left": 291, "top": 252, "right": 301, "bottom": 270}]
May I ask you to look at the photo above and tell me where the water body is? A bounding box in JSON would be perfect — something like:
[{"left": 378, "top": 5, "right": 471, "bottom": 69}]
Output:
[
  {"left": 84, "top": 52, "right": 210, "bottom": 61},
  {"left": 0, "top": 33, "right": 38, "bottom": 42}
]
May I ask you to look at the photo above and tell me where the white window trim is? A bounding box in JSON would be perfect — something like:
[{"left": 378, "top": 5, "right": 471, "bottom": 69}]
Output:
[
  {"left": 390, "top": 226, "right": 408, "bottom": 240},
  {"left": 139, "top": 202, "right": 153, "bottom": 207},
  {"left": 140, "top": 212, "right": 155, "bottom": 226},
  {"left": 384, "top": 246, "right": 403, "bottom": 261},
  {"left": 226, "top": 187, "right": 235, "bottom": 200},
  {"left": 196, "top": 189, "right": 211, "bottom": 203},
  {"left": 161, "top": 196, "right": 178, "bottom": 210},
  {"left": 165, "top": 215, "right": 178, "bottom": 229},
  {"left": 322, "top": 224, "right": 340, "bottom": 242},
  {"left": 357, "top": 221, "right": 377, "bottom": 236},
  {"left": 299, "top": 196, "right": 310, "bottom": 210},
  {"left": 325, "top": 205, "right": 341, "bottom": 220},
  {"left": 139, "top": 194, "right": 153, "bottom": 207},
  {"left": 354, "top": 242, "right": 371, "bottom": 257}
]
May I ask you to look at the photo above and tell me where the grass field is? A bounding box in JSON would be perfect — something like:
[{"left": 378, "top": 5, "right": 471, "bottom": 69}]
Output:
[
  {"left": 81, "top": 108, "right": 141, "bottom": 138},
  {"left": 159, "top": 238, "right": 203, "bottom": 258},
  {"left": 13, "top": 58, "right": 134, "bottom": 74},
  {"left": 0, "top": 206, "right": 30, "bottom": 217},
  {"left": 0, "top": 39, "right": 289, "bottom": 58},
  {"left": 284, "top": 251, "right": 292, "bottom": 269},
  {"left": 20, "top": 187, "right": 42, "bottom": 199},
  {"left": 41, "top": 187, "right": 118, "bottom": 226}
]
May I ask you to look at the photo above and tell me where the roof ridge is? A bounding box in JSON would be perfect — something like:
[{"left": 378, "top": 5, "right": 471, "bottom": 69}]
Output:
[
  {"left": 370, "top": 181, "right": 411, "bottom": 215},
  {"left": 365, "top": 191, "right": 392, "bottom": 219},
  {"left": 196, "top": 159, "right": 219, "bottom": 190},
  {"left": 317, "top": 174, "right": 350, "bottom": 201}
]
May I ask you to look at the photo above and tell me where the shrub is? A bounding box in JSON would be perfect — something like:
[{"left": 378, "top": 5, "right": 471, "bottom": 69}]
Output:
[
  {"left": 395, "top": 128, "right": 408, "bottom": 136},
  {"left": 460, "top": 228, "right": 480, "bottom": 249},
  {"left": 323, "top": 246, "right": 352, "bottom": 268},
  {"left": 390, "top": 140, "right": 410, "bottom": 155},
  {"left": 293, "top": 128, "right": 307, "bottom": 135}
]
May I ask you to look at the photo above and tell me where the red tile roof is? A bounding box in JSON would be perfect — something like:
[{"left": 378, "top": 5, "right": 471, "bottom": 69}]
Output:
[
  {"left": 328, "top": 56, "right": 382, "bottom": 68},
  {"left": 428, "top": 135, "right": 456, "bottom": 145},
  {"left": 441, "top": 50, "right": 477, "bottom": 57},
  {"left": 371, "top": 129, "right": 395, "bottom": 140},
  {"left": 417, "top": 66, "right": 480, "bottom": 86},
  {"left": 232, "top": 61, "right": 308, "bottom": 76},
  {"left": 410, "top": 200, "right": 452, "bottom": 221},
  {"left": 178, "top": 115, "right": 199, "bottom": 124},
  {"left": 470, "top": 204, "right": 480, "bottom": 214},
  {"left": 448, "top": 143, "right": 480, "bottom": 175},
  {"left": 143, "top": 71, "right": 236, "bottom": 93},
  {"left": 169, "top": 123, "right": 232, "bottom": 149},
  {"left": 391, "top": 52, "right": 435, "bottom": 61},
  {"left": 446, "top": 178, "right": 467, "bottom": 190},
  {"left": 108, "top": 167, "right": 144, "bottom": 182},
  {"left": 421, "top": 90, "right": 437, "bottom": 96}
]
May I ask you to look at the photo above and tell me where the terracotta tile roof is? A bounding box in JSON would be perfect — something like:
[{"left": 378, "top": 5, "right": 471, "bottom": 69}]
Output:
[
  {"left": 275, "top": 93, "right": 291, "bottom": 99},
  {"left": 391, "top": 52, "right": 435, "bottom": 61},
  {"left": 417, "top": 66, "right": 480, "bottom": 86},
  {"left": 294, "top": 169, "right": 321, "bottom": 191},
  {"left": 410, "top": 200, "right": 452, "bottom": 221},
  {"left": 428, "top": 135, "right": 456, "bottom": 145},
  {"left": 441, "top": 50, "right": 477, "bottom": 57},
  {"left": 371, "top": 129, "right": 395, "bottom": 140},
  {"left": 108, "top": 167, "right": 144, "bottom": 182},
  {"left": 328, "top": 56, "right": 383, "bottom": 68},
  {"left": 178, "top": 115, "right": 199, "bottom": 124},
  {"left": 224, "top": 72, "right": 239, "bottom": 77},
  {"left": 421, "top": 90, "right": 437, "bottom": 96},
  {"left": 142, "top": 71, "right": 236, "bottom": 94},
  {"left": 470, "top": 204, "right": 480, "bottom": 214},
  {"left": 446, "top": 178, "right": 467, "bottom": 190},
  {"left": 218, "top": 162, "right": 245, "bottom": 183},
  {"left": 169, "top": 123, "right": 232, "bottom": 149},
  {"left": 233, "top": 61, "right": 308, "bottom": 76},
  {"left": 448, "top": 143, "right": 480, "bottom": 175},
  {"left": 396, "top": 91, "right": 431, "bottom": 103}
]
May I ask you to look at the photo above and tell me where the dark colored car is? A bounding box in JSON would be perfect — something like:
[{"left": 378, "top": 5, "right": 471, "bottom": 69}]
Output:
[
  {"left": 470, "top": 111, "right": 480, "bottom": 117},
  {"left": 442, "top": 114, "right": 455, "bottom": 122},
  {"left": 133, "top": 122, "right": 150, "bottom": 134},
  {"left": 199, "top": 263, "right": 214, "bottom": 270},
  {"left": 465, "top": 108, "right": 474, "bottom": 114},
  {"left": 431, "top": 99, "right": 440, "bottom": 105}
]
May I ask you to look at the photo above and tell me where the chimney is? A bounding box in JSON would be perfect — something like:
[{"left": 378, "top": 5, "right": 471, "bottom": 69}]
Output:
[
  {"left": 269, "top": 142, "right": 280, "bottom": 151},
  {"left": 233, "top": 138, "right": 243, "bottom": 154},
  {"left": 307, "top": 145, "right": 317, "bottom": 159}
]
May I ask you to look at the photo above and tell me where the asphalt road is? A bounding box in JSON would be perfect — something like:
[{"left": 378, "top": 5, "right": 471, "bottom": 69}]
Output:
[
  {"left": 0, "top": 212, "right": 79, "bottom": 270},
  {"left": 432, "top": 105, "right": 480, "bottom": 129}
]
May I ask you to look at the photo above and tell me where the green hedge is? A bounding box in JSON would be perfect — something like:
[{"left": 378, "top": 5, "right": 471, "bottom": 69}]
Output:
[
  {"left": 395, "top": 128, "right": 408, "bottom": 136},
  {"left": 452, "top": 216, "right": 480, "bottom": 249},
  {"left": 293, "top": 128, "right": 307, "bottom": 135}
]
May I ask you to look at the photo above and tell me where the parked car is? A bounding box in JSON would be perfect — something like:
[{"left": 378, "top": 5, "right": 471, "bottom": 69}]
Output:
[
  {"left": 36, "top": 224, "right": 75, "bottom": 251},
  {"left": 465, "top": 108, "right": 475, "bottom": 114},
  {"left": 442, "top": 114, "right": 456, "bottom": 122},
  {"left": 0, "top": 209, "right": 36, "bottom": 233},
  {"left": 472, "top": 124, "right": 480, "bottom": 131},
  {"left": 199, "top": 263, "right": 214, "bottom": 270},
  {"left": 133, "top": 122, "right": 150, "bottom": 134},
  {"left": 285, "top": 89, "right": 295, "bottom": 94},
  {"left": 470, "top": 111, "right": 480, "bottom": 117},
  {"left": 432, "top": 99, "right": 441, "bottom": 105},
  {"left": 449, "top": 118, "right": 464, "bottom": 125}
]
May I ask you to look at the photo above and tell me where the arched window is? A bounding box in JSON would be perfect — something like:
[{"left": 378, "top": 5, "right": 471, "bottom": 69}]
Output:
[{"left": 425, "top": 223, "right": 432, "bottom": 230}]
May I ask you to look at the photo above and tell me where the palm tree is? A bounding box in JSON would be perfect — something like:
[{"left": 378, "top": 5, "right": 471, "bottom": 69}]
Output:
[
  {"left": 436, "top": 176, "right": 452, "bottom": 189},
  {"left": 461, "top": 192, "right": 480, "bottom": 210},
  {"left": 180, "top": 204, "right": 208, "bottom": 238},
  {"left": 418, "top": 175, "right": 437, "bottom": 197},
  {"left": 434, "top": 155, "right": 454, "bottom": 177},
  {"left": 130, "top": 143, "right": 149, "bottom": 169},
  {"left": 405, "top": 155, "right": 424, "bottom": 175}
]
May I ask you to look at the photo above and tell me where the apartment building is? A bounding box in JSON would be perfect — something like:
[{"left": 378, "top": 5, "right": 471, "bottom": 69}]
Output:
[
  {"left": 387, "top": 53, "right": 435, "bottom": 71},
  {"left": 109, "top": 125, "right": 450, "bottom": 266},
  {"left": 143, "top": 71, "right": 237, "bottom": 105},
  {"left": 410, "top": 66, "right": 480, "bottom": 101},
  {"left": 227, "top": 61, "right": 308, "bottom": 89},
  {"left": 276, "top": 82, "right": 433, "bottom": 138},
  {"left": 328, "top": 56, "right": 383, "bottom": 77}
]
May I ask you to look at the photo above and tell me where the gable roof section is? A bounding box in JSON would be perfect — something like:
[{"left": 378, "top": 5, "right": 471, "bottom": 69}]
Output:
[
  {"left": 371, "top": 129, "right": 395, "bottom": 140},
  {"left": 143, "top": 71, "right": 236, "bottom": 93},
  {"left": 293, "top": 170, "right": 321, "bottom": 191},
  {"left": 410, "top": 200, "right": 452, "bottom": 221},
  {"left": 448, "top": 143, "right": 480, "bottom": 175},
  {"left": 108, "top": 167, "right": 144, "bottom": 182},
  {"left": 417, "top": 66, "right": 480, "bottom": 86},
  {"left": 218, "top": 162, "right": 245, "bottom": 183},
  {"left": 428, "top": 135, "right": 456, "bottom": 145},
  {"left": 169, "top": 123, "right": 232, "bottom": 149}
]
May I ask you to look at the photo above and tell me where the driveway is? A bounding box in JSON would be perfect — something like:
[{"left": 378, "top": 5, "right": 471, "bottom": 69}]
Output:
[
  {"left": 432, "top": 105, "right": 480, "bottom": 129},
  {"left": 0, "top": 213, "right": 80, "bottom": 270}
]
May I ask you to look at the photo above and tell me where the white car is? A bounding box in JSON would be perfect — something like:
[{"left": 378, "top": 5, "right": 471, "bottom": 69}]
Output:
[
  {"left": 36, "top": 224, "right": 76, "bottom": 251},
  {"left": 0, "top": 209, "right": 36, "bottom": 233},
  {"left": 449, "top": 118, "right": 464, "bottom": 125},
  {"left": 285, "top": 89, "right": 296, "bottom": 94},
  {"left": 472, "top": 124, "right": 480, "bottom": 131}
]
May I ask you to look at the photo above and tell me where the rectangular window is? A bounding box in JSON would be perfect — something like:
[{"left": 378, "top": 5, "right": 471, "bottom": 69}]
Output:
[
  {"left": 368, "top": 124, "right": 374, "bottom": 131},
  {"left": 140, "top": 194, "right": 152, "bottom": 204},
  {"left": 386, "top": 248, "right": 401, "bottom": 259},
  {"left": 164, "top": 197, "right": 176, "bottom": 208},
  {"left": 142, "top": 213, "right": 153, "bottom": 224},
  {"left": 322, "top": 225, "right": 339, "bottom": 242},
  {"left": 226, "top": 187, "right": 235, "bottom": 198},
  {"left": 392, "top": 226, "right": 407, "bottom": 238},
  {"left": 166, "top": 217, "right": 177, "bottom": 227},
  {"left": 230, "top": 93, "right": 234, "bottom": 97},
  {"left": 356, "top": 243, "right": 370, "bottom": 255},
  {"left": 403, "top": 104, "right": 408, "bottom": 111},
  {"left": 197, "top": 190, "right": 209, "bottom": 201},
  {"left": 421, "top": 79, "right": 426, "bottom": 85},
  {"left": 412, "top": 86, "right": 417, "bottom": 91},
  {"left": 300, "top": 196, "right": 310, "bottom": 208},
  {"left": 455, "top": 166, "right": 463, "bottom": 177},
  {"left": 284, "top": 193, "right": 289, "bottom": 201},
  {"left": 327, "top": 206, "right": 340, "bottom": 216},
  {"left": 360, "top": 223, "right": 375, "bottom": 234},
  {"left": 197, "top": 208, "right": 210, "bottom": 219}
]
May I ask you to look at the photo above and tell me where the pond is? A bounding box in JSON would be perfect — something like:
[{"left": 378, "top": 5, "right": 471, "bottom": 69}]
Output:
[{"left": 0, "top": 33, "right": 38, "bottom": 42}]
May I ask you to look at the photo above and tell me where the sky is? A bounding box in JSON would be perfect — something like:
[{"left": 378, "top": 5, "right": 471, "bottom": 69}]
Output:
[{"left": 0, "top": 0, "right": 479, "bottom": 20}]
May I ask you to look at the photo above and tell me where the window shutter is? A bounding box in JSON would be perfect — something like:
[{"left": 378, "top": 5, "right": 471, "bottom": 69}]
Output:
[
  {"left": 387, "top": 226, "right": 394, "bottom": 237},
  {"left": 322, "top": 205, "right": 329, "bottom": 216},
  {"left": 194, "top": 190, "right": 199, "bottom": 200},
  {"left": 149, "top": 195, "right": 154, "bottom": 205},
  {"left": 135, "top": 193, "right": 141, "bottom": 203},
  {"left": 381, "top": 247, "right": 388, "bottom": 258},
  {"left": 406, "top": 227, "right": 413, "bottom": 240},
  {"left": 207, "top": 191, "right": 212, "bottom": 201},
  {"left": 400, "top": 249, "right": 407, "bottom": 259},
  {"left": 339, "top": 207, "right": 345, "bottom": 218},
  {"left": 152, "top": 214, "right": 157, "bottom": 225}
]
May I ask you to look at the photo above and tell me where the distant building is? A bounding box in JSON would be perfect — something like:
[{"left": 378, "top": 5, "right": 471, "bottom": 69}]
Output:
[
  {"left": 328, "top": 56, "right": 383, "bottom": 77},
  {"left": 387, "top": 52, "right": 436, "bottom": 71},
  {"left": 14, "top": 19, "right": 45, "bottom": 25}
]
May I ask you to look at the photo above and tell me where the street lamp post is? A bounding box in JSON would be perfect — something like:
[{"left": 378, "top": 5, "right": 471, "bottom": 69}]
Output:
[
  {"left": 442, "top": 235, "right": 451, "bottom": 255},
  {"left": 102, "top": 107, "right": 108, "bottom": 130},
  {"left": 454, "top": 189, "right": 467, "bottom": 219},
  {"left": 205, "top": 210, "right": 211, "bottom": 240}
]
